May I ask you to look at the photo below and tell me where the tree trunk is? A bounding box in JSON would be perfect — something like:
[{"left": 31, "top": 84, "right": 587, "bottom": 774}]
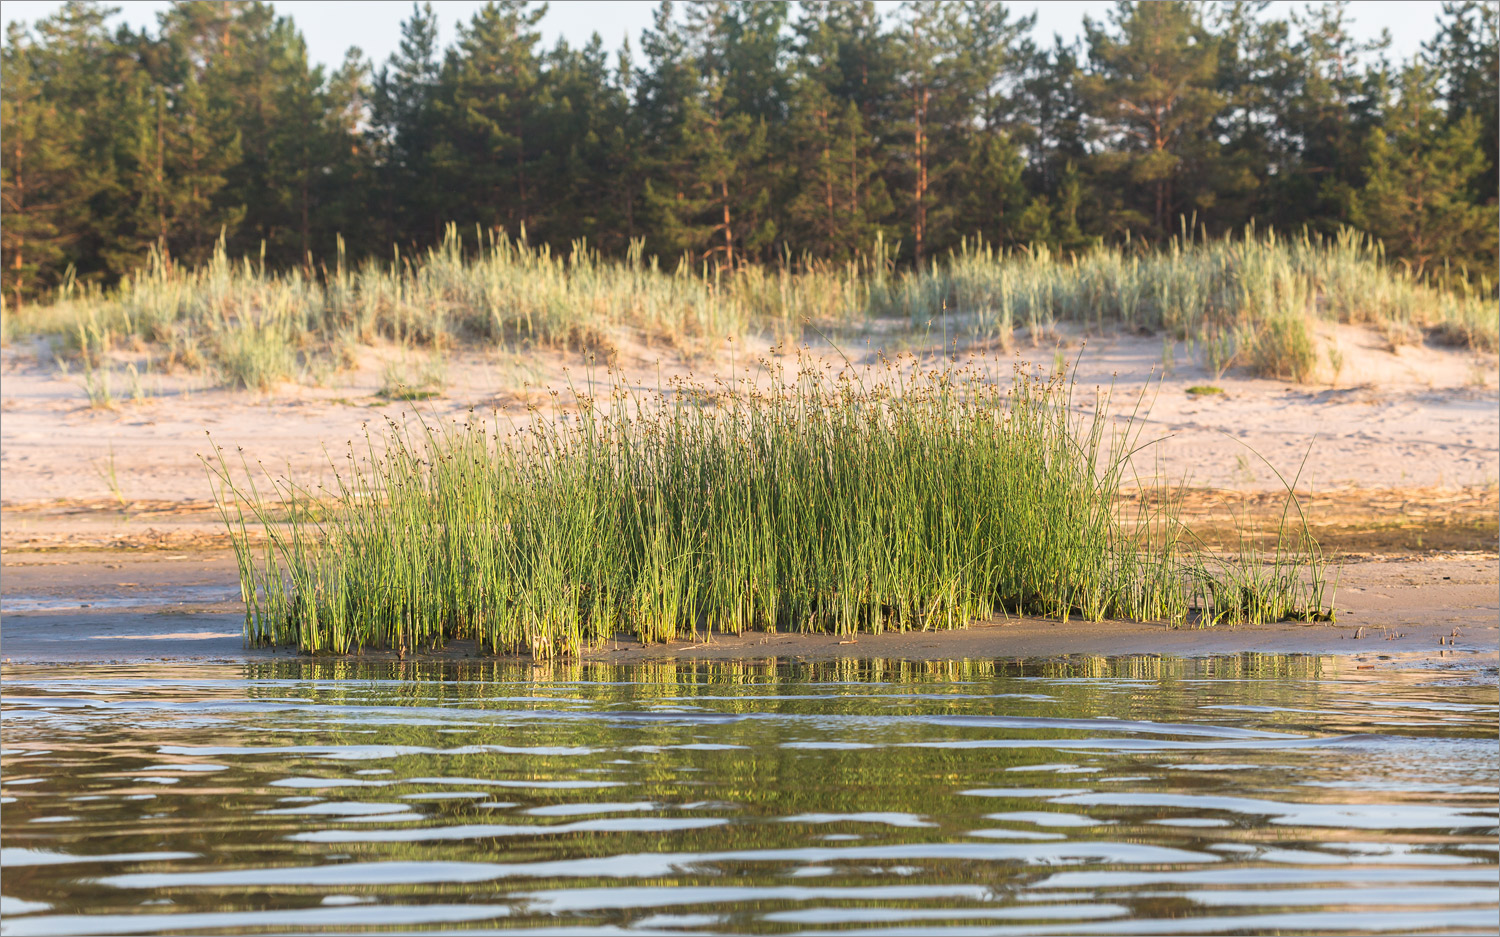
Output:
[
  {"left": 849, "top": 126, "right": 859, "bottom": 218},
  {"left": 301, "top": 171, "right": 310, "bottom": 259},
  {"left": 516, "top": 118, "right": 528, "bottom": 235},
  {"left": 914, "top": 86, "right": 929, "bottom": 268},
  {"left": 1152, "top": 117, "right": 1167, "bottom": 231},
  {"left": 156, "top": 90, "right": 168, "bottom": 262},
  {"left": 10, "top": 123, "right": 24, "bottom": 309},
  {"left": 721, "top": 177, "right": 734, "bottom": 269},
  {"left": 821, "top": 107, "right": 834, "bottom": 241}
]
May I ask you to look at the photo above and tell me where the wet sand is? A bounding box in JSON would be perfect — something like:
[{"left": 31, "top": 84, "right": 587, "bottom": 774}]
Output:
[{"left": 3, "top": 550, "right": 1493, "bottom": 669}]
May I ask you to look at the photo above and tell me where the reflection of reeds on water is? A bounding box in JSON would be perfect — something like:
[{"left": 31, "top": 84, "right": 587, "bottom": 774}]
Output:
[
  {"left": 239, "top": 653, "right": 1328, "bottom": 690},
  {"left": 212, "top": 351, "right": 1332, "bottom": 661},
  {"left": 222, "top": 655, "right": 1336, "bottom": 816}
]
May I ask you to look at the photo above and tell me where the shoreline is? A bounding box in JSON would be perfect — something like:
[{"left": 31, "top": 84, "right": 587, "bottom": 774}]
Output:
[{"left": 3, "top": 550, "right": 1493, "bottom": 669}]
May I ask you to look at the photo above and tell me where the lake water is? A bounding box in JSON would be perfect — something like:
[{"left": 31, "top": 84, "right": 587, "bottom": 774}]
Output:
[{"left": 2, "top": 654, "right": 1496, "bottom": 935}]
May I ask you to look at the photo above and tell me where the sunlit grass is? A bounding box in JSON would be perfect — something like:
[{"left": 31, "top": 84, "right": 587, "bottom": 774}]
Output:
[
  {"left": 5, "top": 224, "right": 1492, "bottom": 393},
  {"left": 208, "top": 353, "right": 1333, "bottom": 658},
  {"left": 895, "top": 226, "right": 1496, "bottom": 373}
]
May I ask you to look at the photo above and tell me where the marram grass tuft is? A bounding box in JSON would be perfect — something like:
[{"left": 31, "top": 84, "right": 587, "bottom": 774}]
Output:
[{"left": 11, "top": 224, "right": 1494, "bottom": 392}]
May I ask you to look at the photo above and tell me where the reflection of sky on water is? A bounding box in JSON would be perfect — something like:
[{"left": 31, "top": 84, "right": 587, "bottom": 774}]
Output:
[{"left": 1, "top": 655, "right": 1495, "bottom": 935}]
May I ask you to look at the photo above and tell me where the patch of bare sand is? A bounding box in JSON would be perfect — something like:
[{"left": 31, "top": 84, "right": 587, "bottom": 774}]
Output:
[{"left": 2, "top": 322, "right": 1495, "bottom": 550}]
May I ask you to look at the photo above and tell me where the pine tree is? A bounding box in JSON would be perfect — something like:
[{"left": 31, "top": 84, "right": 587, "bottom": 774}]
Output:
[
  {"left": 317, "top": 49, "right": 375, "bottom": 259},
  {"left": 1271, "top": 1, "right": 1390, "bottom": 233},
  {"left": 783, "top": 79, "right": 889, "bottom": 259},
  {"left": 638, "top": 2, "right": 774, "bottom": 266},
  {"left": 947, "top": 1, "right": 1039, "bottom": 248},
  {"left": 1425, "top": 1, "right": 1499, "bottom": 209},
  {"left": 1354, "top": 64, "right": 1492, "bottom": 279},
  {"left": 1205, "top": 1, "right": 1288, "bottom": 231},
  {"left": 0, "top": 0, "right": 1494, "bottom": 291},
  {"left": 371, "top": 2, "right": 443, "bottom": 246},
  {"left": 635, "top": 2, "right": 698, "bottom": 261},
  {"left": 646, "top": 68, "right": 771, "bottom": 266},
  {"left": 1080, "top": 1, "right": 1224, "bottom": 236},
  {"left": 95, "top": 30, "right": 164, "bottom": 278},
  {"left": 540, "top": 34, "right": 633, "bottom": 251},
  {"left": 793, "top": 0, "right": 900, "bottom": 137},
  {"left": 165, "top": 69, "right": 243, "bottom": 265},
  {"left": 1019, "top": 38, "right": 1092, "bottom": 213},
  {"left": 1050, "top": 159, "right": 1093, "bottom": 253},
  {"left": 1, "top": 22, "right": 90, "bottom": 304},
  {"left": 28, "top": 1, "right": 123, "bottom": 281},
  {"left": 892, "top": 1, "right": 959, "bottom": 267},
  {"left": 683, "top": 2, "right": 783, "bottom": 265},
  {"left": 685, "top": 0, "right": 789, "bottom": 124},
  {"left": 784, "top": 4, "right": 893, "bottom": 260},
  {"left": 950, "top": 0, "right": 1036, "bottom": 134},
  {"left": 432, "top": 0, "right": 547, "bottom": 237},
  {"left": 952, "top": 131, "right": 1043, "bottom": 248},
  {"left": 265, "top": 29, "right": 327, "bottom": 261},
  {"left": 156, "top": 2, "right": 275, "bottom": 260}
]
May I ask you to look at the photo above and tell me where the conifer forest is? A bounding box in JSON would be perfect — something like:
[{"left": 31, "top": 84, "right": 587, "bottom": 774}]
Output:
[{"left": 3, "top": 0, "right": 1496, "bottom": 305}]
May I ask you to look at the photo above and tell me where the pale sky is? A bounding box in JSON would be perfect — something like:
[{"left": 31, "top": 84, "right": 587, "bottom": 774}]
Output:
[{"left": 2, "top": 1, "right": 1448, "bottom": 72}]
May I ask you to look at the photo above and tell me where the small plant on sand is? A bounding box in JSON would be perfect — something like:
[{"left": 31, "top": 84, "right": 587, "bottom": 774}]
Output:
[
  {"left": 1186, "top": 385, "right": 1223, "bottom": 396},
  {"left": 1327, "top": 343, "right": 1346, "bottom": 383},
  {"left": 208, "top": 352, "right": 1332, "bottom": 658},
  {"left": 126, "top": 362, "right": 151, "bottom": 403},
  {"left": 94, "top": 443, "right": 128, "bottom": 512},
  {"left": 1200, "top": 327, "right": 1238, "bottom": 380},
  {"left": 1234, "top": 454, "right": 1257, "bottom": 486},
  {"left": 80, "top": 359, "right": 115, "bottom": 409},
  {"left": 1191, "top": 445, "right": 1338, "bottom": 627},
  {"left": 73, "top": 317, "right": 118, "bottom": 409},
  {"left": 378, "top": 352, "right": 447, "bottom": 401}
]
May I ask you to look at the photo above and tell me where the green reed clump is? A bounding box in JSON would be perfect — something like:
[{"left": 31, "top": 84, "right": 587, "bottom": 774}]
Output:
[{"left": 209, "top": 356, "right": 1332, "bottom": 658}]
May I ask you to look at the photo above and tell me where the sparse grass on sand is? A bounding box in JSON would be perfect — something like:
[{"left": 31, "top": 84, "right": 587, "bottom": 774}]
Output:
[
  {"left": 3, "top": 225, "right": 1492, "bottom": 393},
  {"left": 207, "top": 353, "right": 1333, "bottom": 658}
]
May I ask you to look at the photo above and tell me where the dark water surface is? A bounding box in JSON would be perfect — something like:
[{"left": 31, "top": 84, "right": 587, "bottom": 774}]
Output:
[{"left": 2, "top": 655, "right": 1496, "bottom": 935}]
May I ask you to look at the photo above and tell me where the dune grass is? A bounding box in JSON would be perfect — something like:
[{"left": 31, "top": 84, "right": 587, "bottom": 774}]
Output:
[
  {"left": 207, "top": 353, "right": 1333, "bottom": 658},
  {"left": 887, "top": 226, "right": 1497, "bottom": 370},
  {"left": 3, "top": 225, "right": 1492, "bottom": 395}
]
